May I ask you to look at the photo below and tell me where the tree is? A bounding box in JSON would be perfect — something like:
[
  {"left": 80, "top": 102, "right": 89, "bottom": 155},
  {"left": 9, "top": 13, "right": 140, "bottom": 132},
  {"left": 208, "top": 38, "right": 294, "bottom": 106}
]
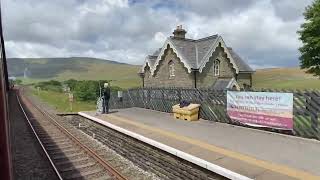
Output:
[
  {"left": 63, "top": 79, "right": 78, "bottom": 91},
  {"left": 74, "top": 80, "right": 99, "bottom": 101},
  {"left": 14, "top": 79, "right": 22, "bottom": 85},
  {"left": 298, "top": 0, "right": 320, "bottom": 77}
]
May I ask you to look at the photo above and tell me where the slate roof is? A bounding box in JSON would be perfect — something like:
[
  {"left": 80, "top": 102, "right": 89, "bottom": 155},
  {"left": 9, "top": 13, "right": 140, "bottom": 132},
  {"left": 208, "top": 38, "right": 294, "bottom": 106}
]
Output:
[
  {"left": 196, "top": 35, "right": 218, "bottom": 65},
  {"left": 211, "top": 78, "right": 240, "bottom": 90},
  {"left": 211, "top": 78, "right": 232, "bottom": 91},
  {"left": 170, "top": 38, "right": 197, "bottom": 68},
  {"left": 147, "top": 55, "right": 157, "bottom": 67},
  {"left": 141, "top": 35, "right": 254, "bottom": 74},
  {"left": 152, "top": 48, "right": 161, "bottom": 56},
  {"left": 228, "top": 48, "right": 254, "bottom": 72}
]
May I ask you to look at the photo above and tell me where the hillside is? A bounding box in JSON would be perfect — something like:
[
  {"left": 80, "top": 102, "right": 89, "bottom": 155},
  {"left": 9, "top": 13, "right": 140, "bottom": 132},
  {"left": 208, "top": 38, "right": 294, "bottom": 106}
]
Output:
[
  {"left": 7, "top": 57, "right": 320, "bottom": 90},
  {"left": 7, "top": 57, "right": 141, "bottom": 89},
  {"left": 253, "top": 67, "right": 320, "bottom": 89}
]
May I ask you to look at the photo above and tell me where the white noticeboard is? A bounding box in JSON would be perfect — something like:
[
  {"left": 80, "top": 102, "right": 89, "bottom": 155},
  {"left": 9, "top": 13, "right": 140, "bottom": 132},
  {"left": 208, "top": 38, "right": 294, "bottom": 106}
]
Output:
[
  {"left": 227, "top": 91, "right": 293, "bottom": 130},
  {"left": 68, "top": 93, "right": 74, "bottom": 102}
]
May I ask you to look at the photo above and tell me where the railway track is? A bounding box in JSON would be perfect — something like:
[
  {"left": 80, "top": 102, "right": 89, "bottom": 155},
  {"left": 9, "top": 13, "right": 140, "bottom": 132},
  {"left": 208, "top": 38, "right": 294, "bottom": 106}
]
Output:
[{"left": 17, "top": 89, "right": 127, "bottom": 180}]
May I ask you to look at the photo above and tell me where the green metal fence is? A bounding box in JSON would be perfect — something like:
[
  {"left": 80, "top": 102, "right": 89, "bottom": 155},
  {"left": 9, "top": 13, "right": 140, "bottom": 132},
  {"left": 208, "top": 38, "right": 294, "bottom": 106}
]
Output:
[{"left": 109, "top": 88, "right": 320, "bottom": 140}]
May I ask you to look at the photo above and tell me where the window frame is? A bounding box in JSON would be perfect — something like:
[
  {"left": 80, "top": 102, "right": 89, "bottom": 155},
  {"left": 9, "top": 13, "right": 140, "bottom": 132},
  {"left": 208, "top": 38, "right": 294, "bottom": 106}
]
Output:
[
  {"left": 168, "top": 60, "right": 175, "bottom": 78},
  {"left": 214, "top": 59, "right": 220, "bottom": 76}
]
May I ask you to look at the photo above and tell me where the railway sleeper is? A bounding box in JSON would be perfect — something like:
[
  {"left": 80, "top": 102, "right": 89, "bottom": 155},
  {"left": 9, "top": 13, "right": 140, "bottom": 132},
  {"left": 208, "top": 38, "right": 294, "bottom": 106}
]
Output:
[
  {"left": 37, "top": 132, "right": 65, "bottom": 138},
  {"left": 53, "top": 153, "right": 90, "bottom": 163},
  {"left": 58, "top": 161, "right": 97, "bottom": 173},
  {"left": 46, "top": 144, "right": 75, "bottom": 151},
  {"left": 55, "top": 158, "right": 94, "bottom": 169},
  {"left": 62, "top": 164, "right": 105, "bottom": 180},
  {"left": 40, "top": 135, "right": 67, "bottom": 141},
  {"left": 55, "top": 156, "right": 90, "bottom": 166},
  {"left": 42, "top": 139, "right": 73, "bottom": 146},
  {"left": 51, "top": 152, "right": 85, "bottom": 160},
  {"left": 45, "top": 142, "right": 74, "bottom": 149},
  {"left": 50, "top": 147, "right": 81, "bottom": 155}
]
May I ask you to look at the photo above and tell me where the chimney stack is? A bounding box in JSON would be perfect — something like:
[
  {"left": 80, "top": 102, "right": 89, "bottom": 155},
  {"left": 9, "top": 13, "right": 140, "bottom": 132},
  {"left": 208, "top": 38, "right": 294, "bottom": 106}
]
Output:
[{"left": 173, "top": 25, "right": 187, "bottom": 39}]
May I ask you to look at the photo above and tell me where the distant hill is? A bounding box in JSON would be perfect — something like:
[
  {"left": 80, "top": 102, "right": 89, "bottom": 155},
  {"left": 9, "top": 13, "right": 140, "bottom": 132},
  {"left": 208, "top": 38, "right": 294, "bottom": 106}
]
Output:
[
  {"left": 7, "top": 57, "right": 319, "bottom": 89},
  {"left": 7, "top": 57, "right": 141, "bottom": 89},
  {"left": 253, "top": 67, "right": 320, "bottom": 89}
]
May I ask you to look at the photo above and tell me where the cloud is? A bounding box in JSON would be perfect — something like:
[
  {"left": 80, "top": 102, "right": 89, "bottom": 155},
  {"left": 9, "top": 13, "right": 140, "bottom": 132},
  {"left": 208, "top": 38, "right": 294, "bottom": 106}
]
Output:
[
  {"left": 270, "top": 0, "right": 313, "bottom": 21},
  {"left": 176, "top": 0, "right": 256, "bottom": 17},
  {"left": 2, "top": 0, "right": 313, "bottom": 68}
]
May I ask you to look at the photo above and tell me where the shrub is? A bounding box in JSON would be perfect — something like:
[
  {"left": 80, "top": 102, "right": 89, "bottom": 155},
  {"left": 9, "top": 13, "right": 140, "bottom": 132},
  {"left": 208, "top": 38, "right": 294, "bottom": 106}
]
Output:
[
  {"left": 35, "top": 79, "right": 123, "bottom": 102},
  {"left": 35, "top": 80, "right": 62, "bottom": 92}
]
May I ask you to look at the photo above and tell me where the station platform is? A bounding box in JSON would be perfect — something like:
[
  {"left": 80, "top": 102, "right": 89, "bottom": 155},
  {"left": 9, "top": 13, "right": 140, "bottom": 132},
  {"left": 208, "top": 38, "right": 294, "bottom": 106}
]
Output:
[{"left": 79, "top": 107, "right": 320, "bottom": 180}]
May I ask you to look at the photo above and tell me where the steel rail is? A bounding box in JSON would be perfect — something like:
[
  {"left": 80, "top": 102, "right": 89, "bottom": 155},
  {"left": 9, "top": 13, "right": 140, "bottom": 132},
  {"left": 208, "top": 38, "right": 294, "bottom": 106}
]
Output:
[
  {"left": 18, "top": 88, "right": 127, "bottom": 180},
  {"left": 16, "top": 93, "right": 63, "bottom": 180}
]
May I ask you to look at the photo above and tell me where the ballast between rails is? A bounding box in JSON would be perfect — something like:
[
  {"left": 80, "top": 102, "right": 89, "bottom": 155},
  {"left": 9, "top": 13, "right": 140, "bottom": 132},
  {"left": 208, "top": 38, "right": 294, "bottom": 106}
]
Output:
[
  {"left": 16, "top": 93, "right": 63, "bottom": 180},
  {"left": 17, "top": 88, "right": 127, "bottom": 180}
]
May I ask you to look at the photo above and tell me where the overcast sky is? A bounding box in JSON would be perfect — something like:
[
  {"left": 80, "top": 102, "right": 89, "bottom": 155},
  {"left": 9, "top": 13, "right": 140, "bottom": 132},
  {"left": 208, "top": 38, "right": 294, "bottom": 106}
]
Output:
[{"left": 2, "top": 0, "right": 313, "bottom": 69}]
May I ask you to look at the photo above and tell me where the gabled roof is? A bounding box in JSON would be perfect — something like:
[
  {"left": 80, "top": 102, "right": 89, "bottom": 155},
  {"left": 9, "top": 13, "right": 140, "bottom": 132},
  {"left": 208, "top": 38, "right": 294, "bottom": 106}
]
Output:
[
  {"left": 140, "top": 35, "right": 254, "bottom": 75},
  {"left": 212, "top": 78, "right": 240, "bottom": 91},
  {"left": 196, "top": 35, "right": 219, "bottom": 65},
  {"left": 170, "top": 38, "right": 197, "bottom": 68},
  {"left": 140, "top": 55, "right": 156, "bottom": 73},
  {"left": 228, "top": 48, "right": 254, "bottom": 72}
]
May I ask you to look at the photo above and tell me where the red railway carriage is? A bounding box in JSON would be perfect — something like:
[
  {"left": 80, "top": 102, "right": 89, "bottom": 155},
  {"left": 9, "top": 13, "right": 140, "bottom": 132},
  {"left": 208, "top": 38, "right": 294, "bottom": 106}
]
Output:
[{"left": 0, "top": 2, "right": 13, "bottom": 179}]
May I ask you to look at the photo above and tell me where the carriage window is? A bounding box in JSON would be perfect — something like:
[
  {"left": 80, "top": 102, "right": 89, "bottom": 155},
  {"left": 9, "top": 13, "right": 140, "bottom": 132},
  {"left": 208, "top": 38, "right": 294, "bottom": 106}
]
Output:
[
  {"left": 168, "top": 60, "right": 175, "bottom": 78},
  {"left": 214, "top": 59, "right": 220, "bottom": 76}
]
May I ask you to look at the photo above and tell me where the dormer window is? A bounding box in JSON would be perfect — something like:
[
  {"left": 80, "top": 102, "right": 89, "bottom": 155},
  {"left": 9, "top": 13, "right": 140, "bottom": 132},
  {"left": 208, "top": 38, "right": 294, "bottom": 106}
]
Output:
[
  {"left": 168, "top": 60, "right": 175, "bottom": 78},
  {"left": 214, "top": 59, "right": 220, "bottom": 76}
]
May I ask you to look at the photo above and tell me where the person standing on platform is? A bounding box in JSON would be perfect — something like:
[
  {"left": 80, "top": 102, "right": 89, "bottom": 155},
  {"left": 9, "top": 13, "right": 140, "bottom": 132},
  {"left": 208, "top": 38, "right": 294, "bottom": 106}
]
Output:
[{"left": 102, "top": 83, "right": 111, "bottom": 114}]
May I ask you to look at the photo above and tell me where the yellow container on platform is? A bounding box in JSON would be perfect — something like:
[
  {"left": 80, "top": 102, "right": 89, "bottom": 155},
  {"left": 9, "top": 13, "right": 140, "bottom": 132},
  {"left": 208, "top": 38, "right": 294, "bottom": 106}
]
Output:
[{"left": 172, "top": 104, "right": 200, "bottom": 121}]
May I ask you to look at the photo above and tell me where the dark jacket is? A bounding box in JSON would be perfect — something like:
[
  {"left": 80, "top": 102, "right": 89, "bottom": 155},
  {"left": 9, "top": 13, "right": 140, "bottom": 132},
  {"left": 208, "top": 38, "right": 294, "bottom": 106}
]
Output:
[{"left": 103, "top": 87, "right": 111, "bottom": 100}]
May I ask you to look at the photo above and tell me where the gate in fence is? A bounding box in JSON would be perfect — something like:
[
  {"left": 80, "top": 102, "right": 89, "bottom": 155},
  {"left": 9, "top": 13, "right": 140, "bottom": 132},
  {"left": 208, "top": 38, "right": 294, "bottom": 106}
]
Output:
[{"left": 109, "top": 88, "right": 320, "bottom": 140}]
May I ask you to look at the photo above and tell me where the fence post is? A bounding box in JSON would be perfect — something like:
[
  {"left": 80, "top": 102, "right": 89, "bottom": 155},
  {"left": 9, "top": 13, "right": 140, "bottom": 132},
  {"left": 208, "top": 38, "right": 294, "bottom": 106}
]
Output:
[
  {"left": 147, "top": 88, "right": 151, "bottom": 109},
  {"left": 178, "top": 89, "right": 181, "bottom": 102},
  {"left": 308, "top": 95, "right": 319, "bottom": 130}
]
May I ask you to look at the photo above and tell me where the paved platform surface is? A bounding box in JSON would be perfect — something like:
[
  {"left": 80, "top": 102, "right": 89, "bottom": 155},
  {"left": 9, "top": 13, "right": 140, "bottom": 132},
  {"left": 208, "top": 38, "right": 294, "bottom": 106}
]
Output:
[{"left": 81, "top": 108, "right": 320, "bottom": 180}]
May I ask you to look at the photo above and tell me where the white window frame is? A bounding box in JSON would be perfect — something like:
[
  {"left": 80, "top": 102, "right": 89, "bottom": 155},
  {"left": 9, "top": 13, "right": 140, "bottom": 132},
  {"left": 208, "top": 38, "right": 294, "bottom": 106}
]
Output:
[
  {"left": 168, "top": 60, "right": 175, "bottom": 78},
  {"left": 214, "top": 59, "right": 220, "bottom": 76}
]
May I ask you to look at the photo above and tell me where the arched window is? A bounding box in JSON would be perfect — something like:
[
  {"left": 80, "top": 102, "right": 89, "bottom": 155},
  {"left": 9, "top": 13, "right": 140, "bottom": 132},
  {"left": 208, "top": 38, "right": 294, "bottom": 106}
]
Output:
[
  {"left": 168, "top": 60, "right": 175, "bottom": 78},
  {"left": 214, "top": 59, "right": 220, "bottom": 76}
]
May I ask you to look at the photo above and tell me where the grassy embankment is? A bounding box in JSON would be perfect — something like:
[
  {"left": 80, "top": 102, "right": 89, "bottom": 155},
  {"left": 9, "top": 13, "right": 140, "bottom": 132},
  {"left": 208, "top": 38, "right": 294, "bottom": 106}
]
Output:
[
  {"left": 8, "top": 57, "right": 141, "bottom": 89},
  {"left": 31, "top": 67, "right": 320, "bottom": 113},
  {"left": 253, "top": 67, "right": 320, "bottom": 89},
  {"left": 30, "top": 87, "right": 95, "bottom": 112}
]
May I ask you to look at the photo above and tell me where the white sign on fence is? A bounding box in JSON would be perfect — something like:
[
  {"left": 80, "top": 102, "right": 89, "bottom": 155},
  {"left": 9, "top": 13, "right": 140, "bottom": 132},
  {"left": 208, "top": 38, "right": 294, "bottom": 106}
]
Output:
[
  {"left": 227, "top": 91, "right": 294, "bottom": 130},
  {"left": 68, "top": 93, "right": 74, "bottom": 102}
]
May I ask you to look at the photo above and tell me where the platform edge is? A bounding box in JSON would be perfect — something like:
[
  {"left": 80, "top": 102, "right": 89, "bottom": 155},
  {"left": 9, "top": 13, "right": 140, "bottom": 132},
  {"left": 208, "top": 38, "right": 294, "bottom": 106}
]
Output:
[{"left": 78, "top": 112, "right": 252, "bottom": 180}]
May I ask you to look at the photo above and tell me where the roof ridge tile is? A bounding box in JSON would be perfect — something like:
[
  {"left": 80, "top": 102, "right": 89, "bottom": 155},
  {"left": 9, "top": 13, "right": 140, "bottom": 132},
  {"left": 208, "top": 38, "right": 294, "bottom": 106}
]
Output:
[{"left": 195, "top": 34, "right": 218, "bottom": 42}]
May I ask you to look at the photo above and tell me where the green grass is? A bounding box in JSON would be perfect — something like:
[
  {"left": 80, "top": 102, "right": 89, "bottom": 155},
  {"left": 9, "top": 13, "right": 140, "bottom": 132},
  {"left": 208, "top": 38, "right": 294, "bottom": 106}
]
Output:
[
  {"left": 18, "top": 77, "right": 49, "bottom": 85},
  {"left": 31, "top": 88, "right": 96, "bottom": 112},
  {"left": 55, "top": 63, "right": 141, "bottom": 89},
  {"left": 8, "top": 57, "right": 141, "bottom": 89},
  {"left": 11, "top": 56, "right": 320, "bottom": 90},
  {"left": 253, "top": 67, "right": 320, "bottom": 89},
  {"left": 16, "top": 63, "right": 141, "bottom": 89}
]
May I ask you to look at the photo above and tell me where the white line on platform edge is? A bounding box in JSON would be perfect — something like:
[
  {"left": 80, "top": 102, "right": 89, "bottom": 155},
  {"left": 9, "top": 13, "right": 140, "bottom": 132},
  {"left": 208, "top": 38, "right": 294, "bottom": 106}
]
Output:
[{"left": 78, "top": 112, "right": 252, "bottom": 180}]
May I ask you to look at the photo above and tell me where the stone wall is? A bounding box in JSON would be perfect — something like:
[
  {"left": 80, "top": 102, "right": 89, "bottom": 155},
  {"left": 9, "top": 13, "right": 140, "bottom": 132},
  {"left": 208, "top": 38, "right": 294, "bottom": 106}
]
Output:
[
  {"left": 237, "top": 73, "right": 252, "bottom": 88},
  {"left": 196, "top": 46, "right": 236, "bottom": 88},
  {"left": 143, "top": 45, "right": 248, "bottom": 89},
  {"left": 144, "top": 46, "right": 195, "bottom": 88},
  {"left": 70, "top": 116, "right": 225, "bottom": 180},
  {"left": 143, "top": 65, "right": 152, "bottom": 87}
]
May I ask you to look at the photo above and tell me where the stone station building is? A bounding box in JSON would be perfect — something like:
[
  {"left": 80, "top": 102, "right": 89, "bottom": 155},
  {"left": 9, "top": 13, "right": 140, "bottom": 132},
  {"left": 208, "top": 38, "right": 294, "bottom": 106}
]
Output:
[{"left": 139, "top": 26, "right": 254, "bottom": 90}]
